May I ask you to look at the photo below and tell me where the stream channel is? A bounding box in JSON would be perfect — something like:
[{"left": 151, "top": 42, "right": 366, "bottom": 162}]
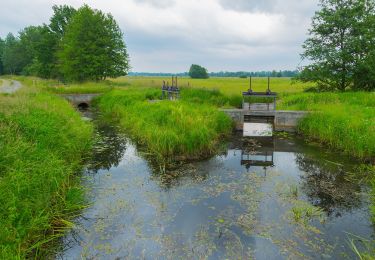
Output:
[{"left": 59, "top": 112, "right": 374, "bottom": 259}]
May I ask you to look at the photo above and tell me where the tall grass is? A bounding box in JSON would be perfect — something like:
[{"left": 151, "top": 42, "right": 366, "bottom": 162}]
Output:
[
  {"left": 278, "top": 92, "right": 375, "bottom": 160},
  {"left": 0, "top": 85, "right": 92, "bottom": 258},
  {"left": 97, "top": 88, "right": 233, "bottom": 163}
]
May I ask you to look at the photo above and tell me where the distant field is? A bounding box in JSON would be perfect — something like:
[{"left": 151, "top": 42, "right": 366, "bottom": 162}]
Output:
[{"left": 110, "top": 76, "right": 313, "bottom": 95}]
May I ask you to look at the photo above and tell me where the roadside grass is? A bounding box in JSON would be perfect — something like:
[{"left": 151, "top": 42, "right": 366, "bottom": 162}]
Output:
[
  {"left": 4, "top": 75, "right": 113, "bottom": 94},
  {"left": 0, "top": 85, "right": 92, "bottom": 258},
  {"left": 278, "top": 92, "right": 375, "bottom": 160},
  {"left": 97, "top": 88, "right": 233, "bottom": 164}
]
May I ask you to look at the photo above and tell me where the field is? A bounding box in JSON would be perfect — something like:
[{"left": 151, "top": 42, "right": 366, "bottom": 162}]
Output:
[
  {"left": 110, "top": 76, "right": 312, "bottom": 95},
  {"left": 0, "top": 82, "right": 93, "bottom": 258}
]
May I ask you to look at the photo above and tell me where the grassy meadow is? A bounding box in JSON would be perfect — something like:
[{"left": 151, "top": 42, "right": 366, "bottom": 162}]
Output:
[
  {"left": 110, "top": 76, "right": 312, "bottom": 95},
  {"left": 0, "top": 81, "right": 92, "bottom": 258}
]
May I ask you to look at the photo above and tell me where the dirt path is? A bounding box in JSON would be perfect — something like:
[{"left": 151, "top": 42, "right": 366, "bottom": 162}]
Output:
[{"left": 0, "top": 79, "right": 22, "bottom": 94}]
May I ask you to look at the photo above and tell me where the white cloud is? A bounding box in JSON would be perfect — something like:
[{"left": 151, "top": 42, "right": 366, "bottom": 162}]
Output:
[{"left": 0, "top": 0, "right": 319, "bottom": 72}]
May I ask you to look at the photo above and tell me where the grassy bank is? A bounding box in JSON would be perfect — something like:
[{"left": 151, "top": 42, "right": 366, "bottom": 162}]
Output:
[
  {"left": 97, "top": 88, "right": 233, "bottom": 163},
  {"left": 0, "top": 83, "right": 92, "bottom": 258},
  {"left": 278, "top": 92, "right": 375, "bottom": 160}
]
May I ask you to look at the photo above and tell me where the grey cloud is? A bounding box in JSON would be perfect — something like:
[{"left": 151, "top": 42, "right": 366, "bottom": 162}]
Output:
[
  {"left": 219, "top": 0, "right": 318, "bottom": 16},
  {"left": 137, "top": 0, "right": 175, "bottom": 8}
]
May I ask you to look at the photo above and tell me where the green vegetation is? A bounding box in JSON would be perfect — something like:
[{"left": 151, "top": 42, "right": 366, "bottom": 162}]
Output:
[
  {"left": 189, "top": 64, "right": 209, "bottom": 79},
  {"left": 0, "top": 4, "right": 129, "bottom": 81},
  {"left": 6, "top": 75, "right": 113, "bottom": 94},
  {"left": 58, "top": 5, "right": 129, "bottom": 81},
  {"left": 45, "top": 82, "right": 113, "bottom": 94},
  {"left": 0, "top": 82, "right": 92, "bottom": 258},
  {"left": 300, "top": 0, "right": 375, "bottom": 91},
  {"left": 279, "top": 92, "right": 375, "bottom": 160},
  {"left": 97, "top": 88, "right": 233, "bottom": 163},
  {"left": 110, "top": 76, "right": 312, "bottom": 96}
]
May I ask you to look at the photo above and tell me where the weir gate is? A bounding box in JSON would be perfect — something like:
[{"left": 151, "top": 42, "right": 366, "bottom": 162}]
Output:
[{"left": 223, "top": 77, "right": 308, "bottom": 136}]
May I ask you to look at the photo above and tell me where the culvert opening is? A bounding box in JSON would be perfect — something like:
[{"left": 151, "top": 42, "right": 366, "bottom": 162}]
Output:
[{"left": 77, "top": 102, "right": 89, "bottom": 111}]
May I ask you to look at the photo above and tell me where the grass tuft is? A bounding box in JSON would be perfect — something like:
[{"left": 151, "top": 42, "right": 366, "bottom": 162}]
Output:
[{"left": 97, "top": 88, "right": 233, "bottom": 164}]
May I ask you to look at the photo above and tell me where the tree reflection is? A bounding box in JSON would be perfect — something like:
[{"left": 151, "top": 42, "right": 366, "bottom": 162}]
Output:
[
  {"left": 86, "top": 119, "right": 128, "bottom": 173},
  {"left": 296, "top": 154, "right": 363, "bottom": 218}
]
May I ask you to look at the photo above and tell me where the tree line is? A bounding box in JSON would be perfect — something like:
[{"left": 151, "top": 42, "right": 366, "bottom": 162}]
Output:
[
  {"left": 128, "top": 70, "right": 299, "bottom": 78},
  {"left": 300, "top": 0, "right": 375, "bottom": 91},
  {"left": 0, "top": 5, "right": 129, "bottom": 82}
]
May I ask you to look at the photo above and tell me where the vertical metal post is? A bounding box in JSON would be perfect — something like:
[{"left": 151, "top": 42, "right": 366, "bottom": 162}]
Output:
[
  {"left": 162, "top": 81, "right": 165, "bottom": 99},
  {"left": 275, "top": 97, "right": 277, "bottom": 111}
]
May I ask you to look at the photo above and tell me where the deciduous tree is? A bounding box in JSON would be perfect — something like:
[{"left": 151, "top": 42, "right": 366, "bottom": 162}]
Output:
[
  {"left": 58, "top": 5, "right": 129, "bottom": 81},
  {"left": 2, "top": 33, "right": 24, "bottom": 74},
  {"left": 300, "top": 0, "right": 375, "bottom": 91},
  {"left": 0, "top": 38, "right": 4, "bottom": 75},
  {"left": 189, "top": 64, "right": 209, "bottom": 79}
]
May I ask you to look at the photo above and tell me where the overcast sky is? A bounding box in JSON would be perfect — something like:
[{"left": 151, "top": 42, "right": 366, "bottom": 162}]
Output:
[{"left": 0, "top": 0, "right": 319, "bottom": 72}]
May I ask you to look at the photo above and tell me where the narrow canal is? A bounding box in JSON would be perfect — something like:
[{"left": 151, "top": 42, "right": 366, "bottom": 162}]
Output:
[{"left": 59, "top": 113, "right": 374, "bottom": 259}]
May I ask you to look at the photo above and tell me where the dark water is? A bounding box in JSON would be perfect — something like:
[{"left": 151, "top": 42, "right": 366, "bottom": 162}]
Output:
[{"left": 59, "top": 117, "right": 374, "bottom": 259}]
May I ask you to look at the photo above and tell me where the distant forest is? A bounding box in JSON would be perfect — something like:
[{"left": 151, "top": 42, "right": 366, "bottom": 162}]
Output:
[{"left": 129, "top": 70, "right": 299, "bottom": 78}]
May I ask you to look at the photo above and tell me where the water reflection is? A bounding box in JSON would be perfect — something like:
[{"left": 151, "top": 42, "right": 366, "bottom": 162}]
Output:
[
  {"left": 86, "top": 117, "right": 128, "bottom": 173},
  {"left": 240, "top": 137, "right": 275, "bottom": 175},
  {"left": 60, "top": 118, "right": 373, "bottom": 259},
  {"left": 296, "top": 153, "right": 364, "bottom": 218}
]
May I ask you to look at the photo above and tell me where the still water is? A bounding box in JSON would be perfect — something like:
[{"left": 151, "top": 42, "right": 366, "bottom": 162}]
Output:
[{"left": 59, "top": 116, "right": 374, "bottom": 259}]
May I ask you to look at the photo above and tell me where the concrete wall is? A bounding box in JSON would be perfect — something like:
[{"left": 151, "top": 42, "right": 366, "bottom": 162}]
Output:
[
  {"left": 221, "top": 109, "right": 308, "bottom": 132},
  {"left": 59, "top": 94, "right": 101, "bottom": 106},
  {"left": 275, "top": 111, "right": 309, "bottom": 132}
]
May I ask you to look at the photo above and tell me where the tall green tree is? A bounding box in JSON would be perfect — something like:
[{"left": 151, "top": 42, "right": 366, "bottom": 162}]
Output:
[
  {"left": 49, "top": 5, "right": 76, "bottom": 37},
  {"left": 189, "top": 64, "right": 209, "bottom": 79},
  {"left": 2, "top": 33, "right": 24, "bottom": 74},
  {"left": 0, "top": 37, "right": 4, "bottom": 75},
  {"left": 58, "top": 5, "right": 130, "bottom": 81},
  {"left": 18, "top": 26, "right": 45, "bottom": 75},
  {"left": 353, "top": 4, "right": 375, "bottom": 91},
  {"left": 300, "top": 0, "right": 375, "bottom": 91}
]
